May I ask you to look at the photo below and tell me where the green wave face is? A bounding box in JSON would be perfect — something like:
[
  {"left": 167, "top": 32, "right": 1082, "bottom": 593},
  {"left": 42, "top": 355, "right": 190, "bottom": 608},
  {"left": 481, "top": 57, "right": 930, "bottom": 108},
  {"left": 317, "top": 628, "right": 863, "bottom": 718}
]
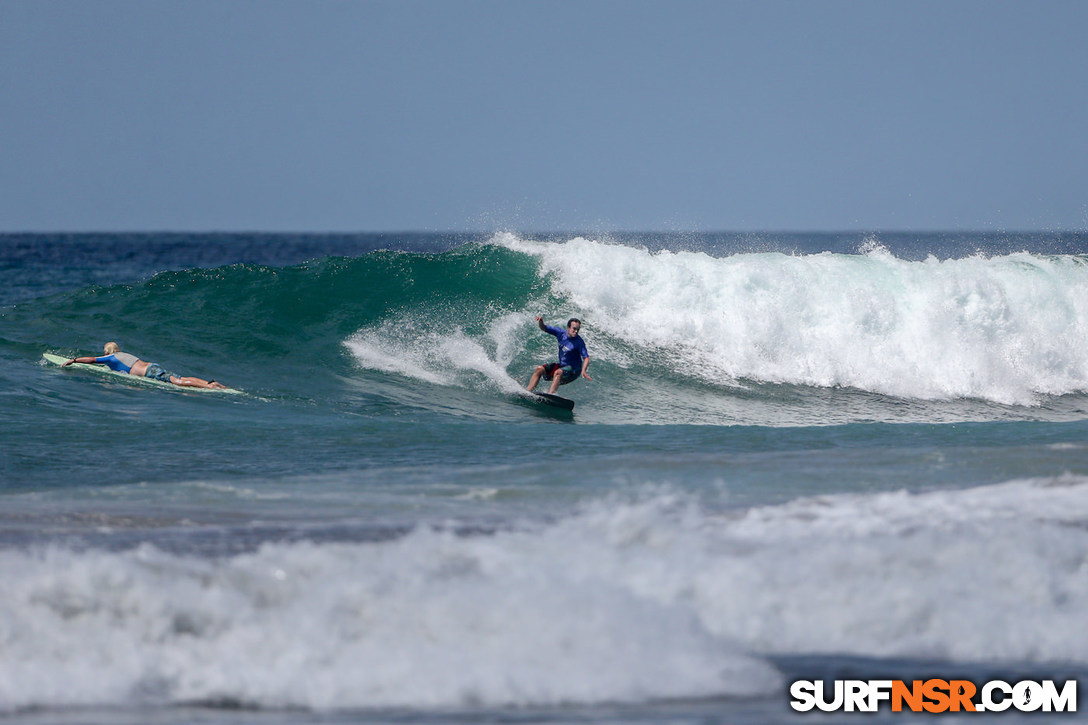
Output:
[
  {"left": 15, "top": 244, "right": 551, "bottom": 382},
  {"left": 9, "top": 237, "right": 1088, "bottom": 425}
]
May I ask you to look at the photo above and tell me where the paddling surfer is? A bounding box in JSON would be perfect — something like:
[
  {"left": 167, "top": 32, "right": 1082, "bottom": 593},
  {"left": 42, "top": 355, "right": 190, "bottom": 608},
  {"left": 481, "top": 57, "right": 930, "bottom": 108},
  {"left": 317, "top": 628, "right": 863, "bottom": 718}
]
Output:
[
  {"left": 526, "top": 317, "right": 592, "bottom": 395},
  {"left": 64, "top": 342, "right": 228, "bottom": 389}
]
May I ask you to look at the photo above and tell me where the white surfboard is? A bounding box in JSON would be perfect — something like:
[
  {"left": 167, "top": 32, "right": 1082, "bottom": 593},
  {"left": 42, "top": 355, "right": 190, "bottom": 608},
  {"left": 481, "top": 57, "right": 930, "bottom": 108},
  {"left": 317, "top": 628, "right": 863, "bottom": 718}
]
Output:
[{"left": 43, "top": 352, "right": 243, "bottom": 394}]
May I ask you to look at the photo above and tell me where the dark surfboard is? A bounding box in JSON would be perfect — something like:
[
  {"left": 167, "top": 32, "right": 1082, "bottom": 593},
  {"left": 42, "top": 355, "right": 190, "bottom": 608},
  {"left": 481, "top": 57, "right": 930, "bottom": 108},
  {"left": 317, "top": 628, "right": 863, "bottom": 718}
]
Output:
[{"left": 531, "top": 392, "right": 575, "bottom": 410}]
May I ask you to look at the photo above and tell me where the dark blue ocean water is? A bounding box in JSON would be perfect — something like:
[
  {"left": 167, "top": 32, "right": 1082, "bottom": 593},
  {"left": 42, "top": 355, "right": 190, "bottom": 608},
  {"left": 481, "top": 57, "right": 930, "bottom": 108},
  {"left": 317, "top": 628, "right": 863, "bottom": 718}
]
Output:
[{"left": 2, "top": 231, "right": 1087, "bottom": 723}]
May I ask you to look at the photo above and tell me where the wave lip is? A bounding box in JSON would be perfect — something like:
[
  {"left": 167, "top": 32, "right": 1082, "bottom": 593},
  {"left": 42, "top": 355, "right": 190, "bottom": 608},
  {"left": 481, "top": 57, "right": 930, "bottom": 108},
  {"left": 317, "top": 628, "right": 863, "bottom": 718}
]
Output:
[
  {"left": 492, "top": 234, "right": 1088, "bottom": 405},
  {"left": 18, "top": 234, "right": 1088, "bottom": 421}
]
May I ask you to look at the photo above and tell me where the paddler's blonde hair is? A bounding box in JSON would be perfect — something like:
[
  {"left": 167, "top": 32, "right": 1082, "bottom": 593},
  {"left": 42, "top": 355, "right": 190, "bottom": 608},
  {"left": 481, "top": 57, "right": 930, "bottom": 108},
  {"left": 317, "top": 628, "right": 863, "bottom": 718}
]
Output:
[{"left": 103, "top": 342, "right": 120, "bottom": 354}]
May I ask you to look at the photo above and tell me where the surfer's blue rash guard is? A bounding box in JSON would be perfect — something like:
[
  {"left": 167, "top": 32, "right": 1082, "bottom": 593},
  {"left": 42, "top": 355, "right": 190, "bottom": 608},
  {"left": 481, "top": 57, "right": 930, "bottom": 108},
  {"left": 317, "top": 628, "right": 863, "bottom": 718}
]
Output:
[
  {"left": 545, "top": 325, "right": 588, "bottom": 371},
  {"left": 94, "top": 352, "right": 140, "bottom": 374}
]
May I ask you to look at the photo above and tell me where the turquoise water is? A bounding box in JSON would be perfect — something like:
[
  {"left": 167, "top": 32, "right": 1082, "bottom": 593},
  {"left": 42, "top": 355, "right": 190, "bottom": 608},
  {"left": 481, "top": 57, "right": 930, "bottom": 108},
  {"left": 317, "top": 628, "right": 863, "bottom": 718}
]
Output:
[{"left": 2, "top": 231, "right": 1087, "bottom": 723}]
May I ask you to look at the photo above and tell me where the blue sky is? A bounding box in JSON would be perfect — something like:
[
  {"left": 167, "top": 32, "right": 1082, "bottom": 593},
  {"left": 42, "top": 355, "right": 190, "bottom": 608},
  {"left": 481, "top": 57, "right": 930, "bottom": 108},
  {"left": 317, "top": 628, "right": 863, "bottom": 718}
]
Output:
[{"left": 2, "top": 0, "right": 1086, "bottom": 232}]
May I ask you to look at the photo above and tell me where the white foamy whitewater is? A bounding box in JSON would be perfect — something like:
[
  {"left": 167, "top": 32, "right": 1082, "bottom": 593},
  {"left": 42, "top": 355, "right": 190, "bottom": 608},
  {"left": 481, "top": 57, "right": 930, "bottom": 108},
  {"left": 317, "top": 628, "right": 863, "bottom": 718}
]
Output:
[
  {"left": 2, "top": 475, "right": 1087, "bottom": 712},
  {"left": 494, "top": 234, "right": 1088, "bottom": 405}
]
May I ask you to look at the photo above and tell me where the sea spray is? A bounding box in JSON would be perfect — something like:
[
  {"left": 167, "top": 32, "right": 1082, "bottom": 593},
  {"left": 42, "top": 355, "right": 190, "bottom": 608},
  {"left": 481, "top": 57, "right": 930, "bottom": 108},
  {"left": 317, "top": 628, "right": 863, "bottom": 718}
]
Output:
[
  {"left": 494, "top": 234, "right": 1088, "bottom": 404},
  {"left": 18, "top": 234, "right": 1088, "bottom": 407}
]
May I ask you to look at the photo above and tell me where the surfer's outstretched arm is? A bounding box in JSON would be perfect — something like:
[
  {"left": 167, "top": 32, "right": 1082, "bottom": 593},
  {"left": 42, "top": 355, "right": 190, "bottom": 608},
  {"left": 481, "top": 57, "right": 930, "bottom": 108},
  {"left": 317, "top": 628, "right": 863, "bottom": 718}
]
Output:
[{"left": 63, "top": 357, "right": 99, "bottom": 366}]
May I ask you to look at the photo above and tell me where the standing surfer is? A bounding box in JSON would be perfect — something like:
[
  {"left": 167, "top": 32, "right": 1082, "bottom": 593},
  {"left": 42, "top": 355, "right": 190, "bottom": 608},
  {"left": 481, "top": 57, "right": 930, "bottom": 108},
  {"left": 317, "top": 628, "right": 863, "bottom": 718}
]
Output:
[{"left": 526, "top": 317, "right": 592, "bottom": 395}]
